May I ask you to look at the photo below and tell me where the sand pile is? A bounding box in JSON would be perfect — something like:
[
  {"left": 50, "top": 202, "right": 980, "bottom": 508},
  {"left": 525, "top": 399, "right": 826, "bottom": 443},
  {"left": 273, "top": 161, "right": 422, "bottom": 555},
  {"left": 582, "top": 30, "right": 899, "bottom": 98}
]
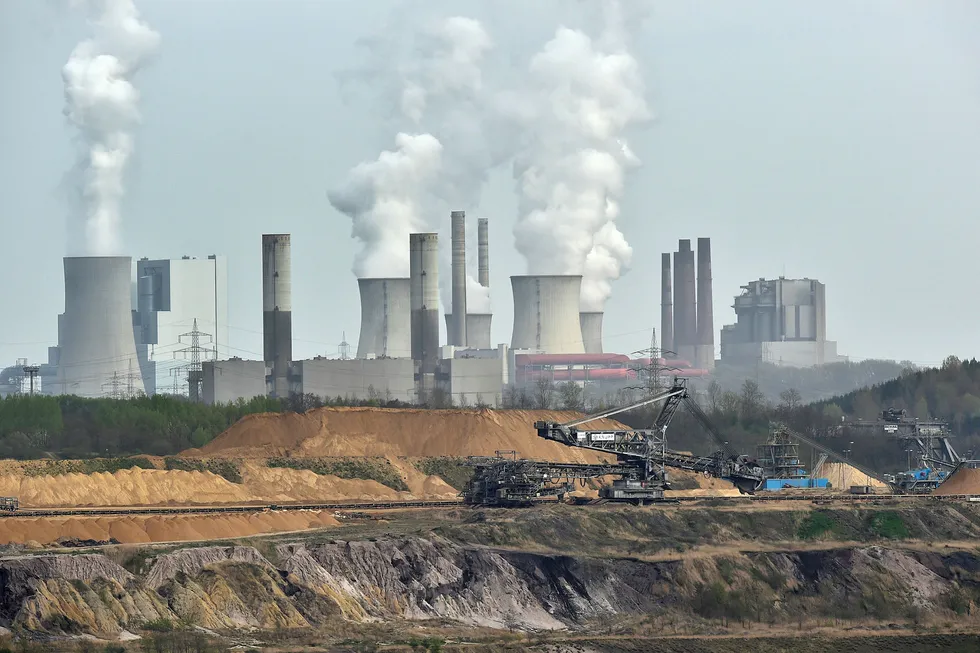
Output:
[
  {"left": 813, "top": 461, "right": 889, "bottom": 490},
  {"left": 935, "top": 466, "right": 980, "bottom": 495},
  {"left": 194, "top": 407, "right": 621, "bottom": 462},
  {"left": 0, "top": 511, "right": 339, "bottom": 546},
  {"left": 0, "top": 468, "right": 255, "bottom": 508}
]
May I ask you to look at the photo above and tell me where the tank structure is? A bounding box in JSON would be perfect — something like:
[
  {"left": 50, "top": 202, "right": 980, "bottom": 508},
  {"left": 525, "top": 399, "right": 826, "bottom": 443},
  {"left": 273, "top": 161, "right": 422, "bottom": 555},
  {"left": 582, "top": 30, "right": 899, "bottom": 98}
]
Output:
[
  {"left": 410, "top": 233, "right": 440, "bottom": 399},
  {"left": 450, "top": 211, "right": 467, "bottom": 347},
  {"left": 444, "top": 313, "right": 493, "bottom": 350},
  {"left": 56, "top": 256, "right": 146, "bottom": 398},
  {"left": 262, "top": 234, "right": 292, "bottom": 398},
  {"left": 579, "top": 312, "right": 604, "bottom": 354},
  {"left": 510, "top": 275, "right": 585, "bottom": 354},
  {"left": 356, "top": 278, "right": 411, "bottom": 359}
]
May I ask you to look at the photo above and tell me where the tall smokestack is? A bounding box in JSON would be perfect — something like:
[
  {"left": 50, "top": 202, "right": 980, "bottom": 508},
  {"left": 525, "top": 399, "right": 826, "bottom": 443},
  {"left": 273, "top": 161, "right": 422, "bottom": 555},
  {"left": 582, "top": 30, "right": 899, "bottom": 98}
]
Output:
[
  {"left": 262, "top": 234, "right": 292, "bottom": 398},
  {"left": 410, "top": 233, "right": 439, "bottom": 399},
  {"left": 661, "top": 252, "right": 674, "bottom": 357},
  {"left": 57, "top": 256, "right": 146, "bottom": 398},
  {"left": 511, "top": 275, "right": 586, "bottom": 354},
  {"left": 477, "top": 217, "right": 489, "bottom": 288},
  {"left": 450, "top": 211, "right": 467, "bottom": 346},
  {"left": 696, "top": 237, "right": 715, "bottom": 369},
  {"left": 673, "top": 239, "right": 697, "bottom": 363}
]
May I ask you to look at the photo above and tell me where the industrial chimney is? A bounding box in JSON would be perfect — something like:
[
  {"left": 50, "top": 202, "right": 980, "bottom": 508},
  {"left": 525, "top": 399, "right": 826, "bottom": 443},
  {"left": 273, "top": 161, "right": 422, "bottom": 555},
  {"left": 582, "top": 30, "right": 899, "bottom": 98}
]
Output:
[
  {"left": 410, "top": 233, "right": 439, "bottom": 399},
  {"left": 57, "top": 256, "right": 146, "bottom": 398},
  {"left": 579, "top": 312, "right": 604, "bottom": 354},
  {"left": 673, "top": 239, "right": 697, "bottom": 364},
  {"left": 511, "top": 275, "right": 585, "bottom": 354},
  {"left": 695, "top": 237, "right": 715, "bottom": 370},
  {"left": 262, "top": 234, "right": 292, "bottom": 398},
  {"left": 356, "top": 278, "right": 411, "bottom": 359},
  {"left": 660, "top": 252, "right": 674, "bottom": 357},
  {"left": 450, "top": 211, "right": 467, "bottom": 346},
  {"left": 477, "top": 217, "right": 489, "bottom": 287}
]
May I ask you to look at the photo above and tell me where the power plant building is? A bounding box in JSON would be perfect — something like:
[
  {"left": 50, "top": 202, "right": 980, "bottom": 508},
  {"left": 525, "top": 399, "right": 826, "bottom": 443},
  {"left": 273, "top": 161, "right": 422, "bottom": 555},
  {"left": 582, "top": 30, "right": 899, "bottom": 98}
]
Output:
[
  {"left": 54, "top": 257, "right": 146, "bottom": 398},
  {"left": 202, "top": 359, "right": 269, "bottom": 404},
  {"left": 356, "top": 278, "right": 411, "bottom": 359},
  {"left": 510, "top": 275, "right": 586, "bottom": 354},
  {"left": 720, "top": 277, "right": 841, "bottom": 368},
  {"left": 133, "top": 255, "right": 229, "bottom": 395}
]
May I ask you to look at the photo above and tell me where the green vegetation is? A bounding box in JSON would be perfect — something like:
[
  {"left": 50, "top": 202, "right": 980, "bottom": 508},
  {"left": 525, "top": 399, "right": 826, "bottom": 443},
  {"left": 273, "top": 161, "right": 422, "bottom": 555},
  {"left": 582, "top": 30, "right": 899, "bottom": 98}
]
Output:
[
  {"left": 267, "top": 456, "right": 409, "bottom": 492},
  {"left": 22, "top": 457, "right": 155, "bottom": 477},
  {"left": 163, "top": 457, "right": 242, "bottom": 483},
  {"left": 797, "top": 511, "right": 838, "bottom": 540},
  {"left": 0, "top": 394, "right": 282, "bottom": 459},
  {"left": 414, "top": 457, "right": 473, "bottom": 491},
  {"left": 142, "top": 617, "right": 175, "bottom": 632},
  {"left": 868, "top": 511, "right": 909, "bottom": 539}
]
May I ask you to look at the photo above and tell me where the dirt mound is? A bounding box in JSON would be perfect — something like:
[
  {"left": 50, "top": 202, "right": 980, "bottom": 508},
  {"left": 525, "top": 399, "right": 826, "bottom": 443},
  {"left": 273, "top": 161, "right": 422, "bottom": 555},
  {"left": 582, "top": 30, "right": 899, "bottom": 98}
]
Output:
[
  {"left": 0, "top": 511, "right": 339, "bottom": 546},
  {"left": 935, "top": 466, "right": 980, "bottom": 495},
  {"left": 196, "top": 407, "right": 622, "bottom": 462},
  {"left": 813, "top": 461, "right": 889, "bottom": 490}
]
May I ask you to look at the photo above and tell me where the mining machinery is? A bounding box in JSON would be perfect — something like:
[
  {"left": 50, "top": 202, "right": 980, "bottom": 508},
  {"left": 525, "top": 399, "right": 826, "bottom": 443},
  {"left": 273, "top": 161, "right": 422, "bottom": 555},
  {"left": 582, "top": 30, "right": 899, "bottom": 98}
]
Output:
[
  {"left": 533, "top": 379, "right": 767, "bottom": 502},
  {"left": 461, "top": 453, "right": 627, "bottom": 507}
]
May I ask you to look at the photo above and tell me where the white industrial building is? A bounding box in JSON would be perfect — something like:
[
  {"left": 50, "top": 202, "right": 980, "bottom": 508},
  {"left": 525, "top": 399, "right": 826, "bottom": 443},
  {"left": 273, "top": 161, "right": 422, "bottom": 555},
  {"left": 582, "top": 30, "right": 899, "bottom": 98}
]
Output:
[
  {"left": 720, "top": 277, "right": 843, "bottom": 368},
  {"left": 133, "top": 255, "right": 229, "bottom": 395},
  {"left": 202, "top": 358, "right": 268, "bottom": 404}
]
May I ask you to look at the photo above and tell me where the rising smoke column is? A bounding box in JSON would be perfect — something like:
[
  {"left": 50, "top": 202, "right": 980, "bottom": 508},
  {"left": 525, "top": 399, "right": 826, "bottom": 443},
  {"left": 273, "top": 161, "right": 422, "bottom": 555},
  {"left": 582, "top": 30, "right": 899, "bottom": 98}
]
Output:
[
  {"left": 62, "top": 0, "right": 160, "bottom": 256},
  {"left": 331, "top": 15, "right": 503, "bottom": 311},
  {"left": 328, "top": 133, "right": 443, "bottom": 278},
  {"left": 512, "top": 2, "right": 650, "bottom": 311}
]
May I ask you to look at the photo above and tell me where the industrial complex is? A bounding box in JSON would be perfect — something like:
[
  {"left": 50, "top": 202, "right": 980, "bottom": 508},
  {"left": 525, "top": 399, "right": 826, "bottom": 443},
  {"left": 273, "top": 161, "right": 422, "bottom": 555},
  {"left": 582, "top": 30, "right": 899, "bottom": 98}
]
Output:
[{"left": 0, "top": 214, "right": 843, "bottom": 404}]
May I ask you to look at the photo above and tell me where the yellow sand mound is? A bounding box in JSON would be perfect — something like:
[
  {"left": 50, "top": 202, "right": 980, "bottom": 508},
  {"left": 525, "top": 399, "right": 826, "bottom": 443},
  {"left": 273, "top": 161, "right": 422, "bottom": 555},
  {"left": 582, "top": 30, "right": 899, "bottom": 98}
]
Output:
[
  {"left": 194, "top": 407, "right": 621, "bottom": 462},
  {"left": 813, "top": 461, "right": 889, "bottom": 490},
  {"left": 0, "top": 511, "right": 339, "bottom": 546},
  {"left": 935, "top": 466, "right": 980, "bottom": 495}
]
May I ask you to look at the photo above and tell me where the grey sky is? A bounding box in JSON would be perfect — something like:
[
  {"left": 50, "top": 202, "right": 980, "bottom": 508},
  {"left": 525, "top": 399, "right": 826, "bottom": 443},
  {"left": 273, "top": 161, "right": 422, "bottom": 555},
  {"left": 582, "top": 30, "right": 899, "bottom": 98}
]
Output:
[{"left": 1, "top": 0, "right": 978, "bottom": 369}]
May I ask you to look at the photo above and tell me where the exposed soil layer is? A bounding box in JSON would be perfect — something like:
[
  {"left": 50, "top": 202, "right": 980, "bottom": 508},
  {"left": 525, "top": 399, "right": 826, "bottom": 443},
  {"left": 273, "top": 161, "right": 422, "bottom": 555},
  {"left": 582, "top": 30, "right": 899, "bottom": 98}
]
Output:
[
  {"left": 191, "top": 406, "right": 623, "bottom": 461},
  {"left": 813, "top": 461, "right": 889, "bottom": 489}
]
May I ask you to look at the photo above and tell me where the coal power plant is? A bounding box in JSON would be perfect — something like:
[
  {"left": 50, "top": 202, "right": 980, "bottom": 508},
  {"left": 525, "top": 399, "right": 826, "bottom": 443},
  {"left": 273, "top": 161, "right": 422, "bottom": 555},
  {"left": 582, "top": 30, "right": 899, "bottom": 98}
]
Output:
[
  {"left": 662, "top": 238, "right": 715, "bottom": 370},
  {"left": 14, "top": 209, "right": 775, "bottom": 407}
]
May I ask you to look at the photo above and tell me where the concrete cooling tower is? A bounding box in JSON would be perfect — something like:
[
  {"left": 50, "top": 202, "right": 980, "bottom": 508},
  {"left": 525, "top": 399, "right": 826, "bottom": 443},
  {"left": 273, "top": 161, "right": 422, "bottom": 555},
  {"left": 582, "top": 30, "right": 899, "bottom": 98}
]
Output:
[
  {"left": 262, "top": 234, "right": 292, "bottom": 398},
  {"left": 57, "top": 257, "right": 146, "bottom": 398},
  {"left": 579, "top": 311, "right": 604, "bottom": 354},
  {"left": 444, "top": 313, "right": 493, "bottom": 349},
  {"left": 357, "top": 278, "right": 411, "bottom": 359},
  {"left": 510, "top": 275, "right": 585, "bottom": 354}
]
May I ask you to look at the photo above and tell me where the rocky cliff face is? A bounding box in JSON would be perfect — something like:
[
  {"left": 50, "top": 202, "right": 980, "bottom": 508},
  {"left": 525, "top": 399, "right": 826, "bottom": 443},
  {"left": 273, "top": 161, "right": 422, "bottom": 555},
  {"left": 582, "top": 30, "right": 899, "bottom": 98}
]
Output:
[{"left": 0, "top": 540, "right": 977, "bottom": 638}]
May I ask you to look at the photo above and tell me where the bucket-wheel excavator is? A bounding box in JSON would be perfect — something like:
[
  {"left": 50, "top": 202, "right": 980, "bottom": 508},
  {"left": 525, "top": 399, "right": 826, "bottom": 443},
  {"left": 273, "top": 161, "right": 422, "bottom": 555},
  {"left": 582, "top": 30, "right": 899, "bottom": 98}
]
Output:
[{"left": 533, "top": 379, "right": 766, "bottom": 502}]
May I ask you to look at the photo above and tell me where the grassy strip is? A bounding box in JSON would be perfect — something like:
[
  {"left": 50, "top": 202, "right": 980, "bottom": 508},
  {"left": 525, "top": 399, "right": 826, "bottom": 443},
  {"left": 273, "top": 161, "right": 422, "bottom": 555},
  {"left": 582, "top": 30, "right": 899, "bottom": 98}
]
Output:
[
  {"left": 22, "top": 457, "right": 155, "bottom": 477},
  {"left": 163, "top": 457, "right": 243, "bottom": 484},
  {"left": 267, "top": 457, "right": 409, "bottom": 492},
  {"left": 414, "top": 457, "right": 474, "bottom": 491}
]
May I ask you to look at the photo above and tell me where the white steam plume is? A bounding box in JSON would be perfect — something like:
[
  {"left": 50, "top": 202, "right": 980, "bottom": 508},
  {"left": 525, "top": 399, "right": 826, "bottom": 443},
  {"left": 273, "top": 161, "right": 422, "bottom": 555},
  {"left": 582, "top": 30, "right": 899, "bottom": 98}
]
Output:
[
  {"left": 332, "top": 15, "right": 503, "bottom": 313},
  {"left": 327, "top": 133, "right": 443, "bottom": 278},
  {"left": 62, "top": 0, "right": 159, "bottom": 256},
  {"left": 512, "top": 1, "right": 649, "bottom": 311}
]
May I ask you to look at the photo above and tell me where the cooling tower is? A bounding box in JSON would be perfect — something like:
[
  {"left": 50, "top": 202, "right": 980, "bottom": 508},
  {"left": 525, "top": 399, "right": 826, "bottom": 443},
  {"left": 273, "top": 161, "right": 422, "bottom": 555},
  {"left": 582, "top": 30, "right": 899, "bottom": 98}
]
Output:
[
  {"left": 695, "top": 237, "right": 715, "bottom": 370},
  {"left": 579, "top": 312, "right": 604, "bottom": 354},
  {"left": 510, "top": 275, "right": 585, "bottom": 354},
  {"left": 356, "top": 278, "right": 411, "bottom": 359},
  {"left": 673, "top": 239, "right": 697, "bottom": 362},
  {"left": 660, "top": 252, "right": 674, "bottom": 356},
  {"left": 262, "top": 234, "right": 292, "bottom": 398},
  {"left": 57, "top": 256, "right": 146, "bottom": 398},
  {"left": 450, "top": 210, "right": 467, "bottom": 346},
  {"left": 477, "top": 217, "right": 489, "bottom": 287},
  {"left": 410, "top": 233, "right": 440, "bottom": 366},
  {"left": 444, "top": 313, "right": 493, "bottom": 349}
]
